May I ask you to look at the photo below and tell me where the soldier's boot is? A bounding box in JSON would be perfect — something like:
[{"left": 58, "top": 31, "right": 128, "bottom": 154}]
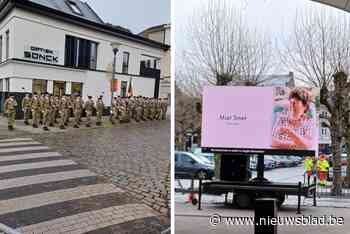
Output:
[
  {"left": 8, "top": 125, "right": 13, "bottom": 130},
  {"left": 24, "top": 120, "right": 29, "bottom": 125},
  {"left": 43, "top": 126, "right": 49, "bottom": 131},
  {"left": 33, "top": 124, "right": 38, "bottom": 128},
  {"left": 59, "top": 125, "right": 65, "bottom": 130},
  {"left": 49, "top": 123, "right": 54, "bottom": 127},
  {"left": 86, "top": 124, "right": 91, "bottom": 127}
]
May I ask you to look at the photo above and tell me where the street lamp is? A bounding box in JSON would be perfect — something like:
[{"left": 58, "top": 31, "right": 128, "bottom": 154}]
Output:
[{"left": 110, "top": 42, "right": 121, "bottom": 108}]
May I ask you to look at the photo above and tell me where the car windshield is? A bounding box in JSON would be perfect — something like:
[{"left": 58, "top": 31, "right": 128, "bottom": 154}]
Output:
[{"left": 198, "top": 155, "right": 212, "bottom": 164}]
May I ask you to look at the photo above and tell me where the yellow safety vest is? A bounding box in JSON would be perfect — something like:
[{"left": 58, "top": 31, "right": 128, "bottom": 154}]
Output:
[
  {"left": 304, "top": 159, "right": 313, "bottom": 171},
  {"left": 317, "top": 159, "right": 329, "bottom": 172}
]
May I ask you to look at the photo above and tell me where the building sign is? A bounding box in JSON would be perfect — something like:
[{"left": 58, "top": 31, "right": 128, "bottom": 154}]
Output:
[
  {"left": 201, "top": 86, "right": 320, "bottom": 156},
  {"left": 24, "top": 45, "right": 59, "bottom": 64}
]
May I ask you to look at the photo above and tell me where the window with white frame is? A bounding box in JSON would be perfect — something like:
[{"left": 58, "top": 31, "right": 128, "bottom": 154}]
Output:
[{"left": 5, "top": 30, "right": 9, "bottom": 60}]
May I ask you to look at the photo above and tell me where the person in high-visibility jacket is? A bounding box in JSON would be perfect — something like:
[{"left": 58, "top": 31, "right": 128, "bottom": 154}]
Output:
[
  {"left": 317, "top": 154, "right": 329, "bottom": 187},
  {"left": 304, "top": 156, "right": 314, "bottom": 185}
]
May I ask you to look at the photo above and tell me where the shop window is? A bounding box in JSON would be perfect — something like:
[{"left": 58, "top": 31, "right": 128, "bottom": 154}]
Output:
[
  {"left": 32, "top": 79, "right": 47, "bottom": 95},
  {"left": 120, "top": 81, "right": 127, "bottom": 97},
  {"left": 71, "top": 82, "right": 83, "bottom": 96},
  {"left": 122, "top": 52, "right": 129, "bottom": 74},
  {"left": 53, "top": 81, "right": 66, "bottom": 97},
  {"left": 65, "top": 35, "right": 98, "bottom": 69}
]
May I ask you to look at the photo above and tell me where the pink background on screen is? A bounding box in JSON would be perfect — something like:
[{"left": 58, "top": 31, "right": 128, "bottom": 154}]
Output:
[{"left": 201, "top": 86, "right": 274, "bottom": 149}]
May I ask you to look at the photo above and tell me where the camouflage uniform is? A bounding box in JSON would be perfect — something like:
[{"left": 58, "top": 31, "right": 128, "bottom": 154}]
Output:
[
  {"left": 73, "top": 97, "right": 84, "bottom": 128},
  {"left": 4, "top": 96, "right": 17, "bottom": 130},
  {"left": 31, "top": 95, "right": 41, "bottom": 128},
  {"left": 110, "top": 98, "right": 118, "bottom": 124},
  {"left": 42, "top": 95, "right": 51, "bottom": 130},
  {"left": 59, "top": 97, "right": 69, "bottom": 129},
  {"left": 84, "top": 97, "right": 94, "bottom": 127},
  {"left": 161, "top": 99, "right": 168, "bottom": 120},
  {"left": 22, "top": 95, "right": 32, "bottom": 125},
  {"left": 95, "top": 98, "right": 104, "bottom": 125}
]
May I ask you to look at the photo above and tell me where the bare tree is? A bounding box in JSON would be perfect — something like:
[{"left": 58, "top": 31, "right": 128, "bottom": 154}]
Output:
[
  {"left": 280, "top": 9, "right": 350, "bottom": 195},
  {"left": 184, "top": 0, "right": 273, "bottom": 87}
]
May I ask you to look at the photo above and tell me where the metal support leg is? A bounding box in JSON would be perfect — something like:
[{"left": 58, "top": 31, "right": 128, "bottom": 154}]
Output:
[
  {"left": 198, "top": 179, "right": 202, "bottom": 210},
  {"left": 313, "top": 176, "right": 317, "bottom": 207},
  {"left": 297, "top": 181, "right": 301, "bottom": 214}
]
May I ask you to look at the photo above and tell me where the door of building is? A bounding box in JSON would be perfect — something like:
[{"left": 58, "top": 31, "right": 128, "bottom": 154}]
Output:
[
  {"left": 53, "top": 81, "right": 66, "bottom": 97},
  {"left": 121, "top": 81, "right": 127, "bottom": 97}
]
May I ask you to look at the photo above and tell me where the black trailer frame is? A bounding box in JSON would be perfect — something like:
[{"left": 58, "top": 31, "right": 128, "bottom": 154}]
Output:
[{"left": 197, "top": 154, "right": 317, "bottom": 214}]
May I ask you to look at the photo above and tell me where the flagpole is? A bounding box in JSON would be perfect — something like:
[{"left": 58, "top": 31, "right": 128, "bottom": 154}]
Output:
[{"left": 110, "top": 42, "right": 121, "bottom": 108}]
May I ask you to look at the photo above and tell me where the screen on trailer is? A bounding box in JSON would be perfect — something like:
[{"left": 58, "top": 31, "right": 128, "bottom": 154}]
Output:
[{"left": 201, "top": 86, "right": 319, "bottom": 156}]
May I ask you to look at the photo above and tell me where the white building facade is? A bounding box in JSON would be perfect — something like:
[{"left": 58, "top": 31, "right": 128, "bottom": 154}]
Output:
[
  {"left": 140, "top": 24, "right": 171, "bottom": 100},
  {"left": 0, "top": 0, "right": 169, "bottom": 115}
]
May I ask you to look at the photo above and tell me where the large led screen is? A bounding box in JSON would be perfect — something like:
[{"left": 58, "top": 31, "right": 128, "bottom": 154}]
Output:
[{"left": 201, "top": 86, "right": 319, "bottom": 156}]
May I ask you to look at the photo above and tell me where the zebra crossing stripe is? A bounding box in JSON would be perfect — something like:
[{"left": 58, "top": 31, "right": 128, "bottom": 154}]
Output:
[
  {"left": 0, "top": 146, "right": 49, "bottom": 153},
  {"left": 0, "top": 152, "right": 62, "bottom": 162},
  {"left": 0, "top": 141, "right": 42, "bottom": 147},
  {"left": 0, "top": 170, "right": 96, "bottom": 190},
  {"left": 0, "top": 184, "right": 123, "bottom": 215},
  {"left": 0, "top": 138, "right": 34, "bottom": 143},
  {"left": 0, "top": 159, "right": 76, "bottom": 174},
  {"left": 17, "top": 204, "right": 156, "bottom": 234}
]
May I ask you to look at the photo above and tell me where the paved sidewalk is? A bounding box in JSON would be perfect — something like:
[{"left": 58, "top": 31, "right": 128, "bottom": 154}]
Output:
[
  {"left": 175, "top": 201, "right": 350, "bottom": 234},
  {"left": 0, "top": 138, "right": 167, "bottom": 233}
]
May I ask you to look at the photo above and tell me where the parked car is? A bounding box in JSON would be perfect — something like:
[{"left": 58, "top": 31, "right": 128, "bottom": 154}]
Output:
[
  {"left": 192, "top": 147, "right": 215, "bottom": 164},
  {"left": 249, "top": 156, "right": 276, "bottom": 170},
  {"left": 272, "top": 156, "right": 295, "bottom": 167},
  {"left": 286, "top": 156, "right": 301, "bottom": 166},
  {"left": 175, "top": 151, "right": 214, "bottom": 179}
]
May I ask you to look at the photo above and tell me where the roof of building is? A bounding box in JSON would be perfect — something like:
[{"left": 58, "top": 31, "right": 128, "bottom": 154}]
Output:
[
  {"left": 0, "top": 0, "right": 169, "bottom": 50},
  {"left": 28, "top": 0, "right": 103, "bottom": 24},
  {"left": 139, "top": 23, "right": 171, "bottom": 36}
]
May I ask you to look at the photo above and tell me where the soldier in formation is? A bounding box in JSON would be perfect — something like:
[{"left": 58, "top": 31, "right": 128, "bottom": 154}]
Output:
[
  {"left": 3, "top": 94, "right": 168, "bottom": 131},
  {"left": 4, "top": 95, "right": 18, "bottom": 130}
]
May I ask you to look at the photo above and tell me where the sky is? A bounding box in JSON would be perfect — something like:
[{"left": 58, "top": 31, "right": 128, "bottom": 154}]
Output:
[
  {"left": 174, "top": 0, "right": 348, "bottom": 74},
  {"left": 84, "top": 0, "right": 170, "bottom": 34}
]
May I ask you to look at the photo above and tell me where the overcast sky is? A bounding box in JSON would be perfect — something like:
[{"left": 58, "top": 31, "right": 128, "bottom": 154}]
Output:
[
  {"left": 84, "top": 0, "right": 170, "bottom": 34},
  {"left": 174, "top": 0, "right": 348, "bottom": 74}
]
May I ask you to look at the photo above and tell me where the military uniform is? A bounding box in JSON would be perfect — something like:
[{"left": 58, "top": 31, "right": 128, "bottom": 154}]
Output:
[
  {"left": 73, "top": 97, "right": 84, "bottom": 128},
  {"left": 22, "top": 95, "right": 32, "bottom": 125},
  {"left": 31, "top": 95, "right": 41, "bottom": 128},
  {"left": 84, "top": 98, "right": 94, "bottom": 127},
  {"left": 4, "top": 96, "right": 17, "bottom": 130},
  {"left": 95, "top": 98, "right": 104, "bottom": 125},
  {"left": 110, "top": 98, "right": 118, "bottom": 124},
  {"left": 59, "top": 97, "right": 69, "bottom": 129},
  {"left": 161, "top": 99, "right": 168, "bottom": 120},
  {"left": 42, "top": 95, "right": 51, "bottom": 130}
]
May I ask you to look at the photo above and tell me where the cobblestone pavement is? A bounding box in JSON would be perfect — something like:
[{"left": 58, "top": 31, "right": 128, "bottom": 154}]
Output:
[{"left": 0, "top": 118, "right": 170, "bottom": 233}]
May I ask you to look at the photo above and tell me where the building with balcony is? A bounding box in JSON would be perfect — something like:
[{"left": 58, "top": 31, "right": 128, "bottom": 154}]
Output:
[
  {"left": 0, "top": 0, "right": 169, "bottom": 114},
  {"left": 140, "top": 24, "right": 171, "bottom": 100}
]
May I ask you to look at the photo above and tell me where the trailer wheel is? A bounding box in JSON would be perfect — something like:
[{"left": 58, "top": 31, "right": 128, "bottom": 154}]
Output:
[
  {"left": 192, "top": 198, "right": 198, "bottom": 206},
  {"left": 277, "top": 194, "right": 285, "bottom": 207},
  {"left": 234, "top": 193, "right": 253, "bottom": 209},
  {"left": 196, "top": 170, "right": 208, "bottom": 180}
]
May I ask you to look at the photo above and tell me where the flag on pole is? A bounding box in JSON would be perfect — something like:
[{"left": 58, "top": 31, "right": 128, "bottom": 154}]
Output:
[
  {"left": 110, "top": 79, "right": 119, "bottom": 92},
  {"left": 128, "top": 77, "right": 133, "bottom": 97}
]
